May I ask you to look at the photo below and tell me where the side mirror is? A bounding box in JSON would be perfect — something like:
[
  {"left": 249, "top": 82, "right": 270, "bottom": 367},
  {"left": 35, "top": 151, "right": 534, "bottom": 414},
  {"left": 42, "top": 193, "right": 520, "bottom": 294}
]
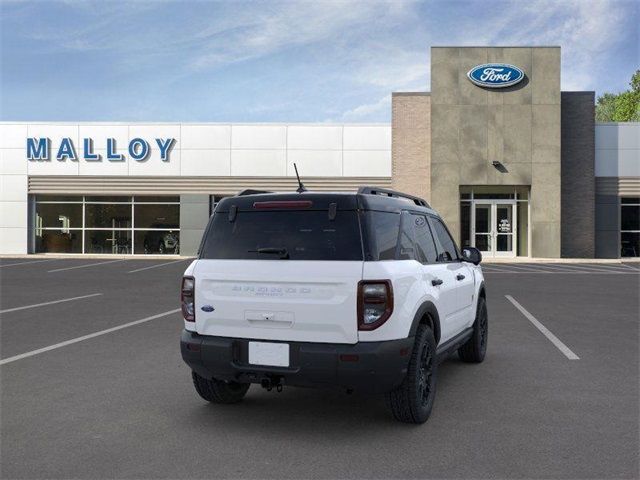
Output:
[{"left": 461, "top": 247, "right": 482, "bottom": 265}]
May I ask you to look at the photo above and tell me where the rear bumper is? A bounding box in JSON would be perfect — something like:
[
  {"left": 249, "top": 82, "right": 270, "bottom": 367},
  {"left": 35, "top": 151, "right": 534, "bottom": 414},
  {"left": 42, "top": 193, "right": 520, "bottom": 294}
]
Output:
[{"left": 181, "top": 330, "right": 414, "bottom": 394}]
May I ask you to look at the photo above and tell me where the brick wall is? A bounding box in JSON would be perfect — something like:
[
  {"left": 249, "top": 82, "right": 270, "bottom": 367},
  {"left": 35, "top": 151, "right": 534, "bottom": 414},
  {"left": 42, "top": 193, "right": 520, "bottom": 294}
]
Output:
[
  {"left": 561, "top": 92, "right": 596, "bottom": 257},
  {"left": 391, "top": 93, "right": 431, "bottom": 202}
]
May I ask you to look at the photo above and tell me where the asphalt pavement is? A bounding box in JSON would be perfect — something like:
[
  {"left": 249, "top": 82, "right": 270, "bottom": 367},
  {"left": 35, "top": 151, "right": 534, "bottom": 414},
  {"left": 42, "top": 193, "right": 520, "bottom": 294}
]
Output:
[{"left": 1, "top": 258, "right": 638, "bottom": 479}]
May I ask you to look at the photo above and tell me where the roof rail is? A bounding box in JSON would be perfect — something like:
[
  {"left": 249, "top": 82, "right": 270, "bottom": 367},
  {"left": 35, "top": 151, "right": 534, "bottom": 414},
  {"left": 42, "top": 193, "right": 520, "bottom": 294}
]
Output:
[
  {"left": 237, "top": 189, "right": 273, "bottom": 196},
  {"left": 357, "top": 186, "right": 430, "bottom": 208}
]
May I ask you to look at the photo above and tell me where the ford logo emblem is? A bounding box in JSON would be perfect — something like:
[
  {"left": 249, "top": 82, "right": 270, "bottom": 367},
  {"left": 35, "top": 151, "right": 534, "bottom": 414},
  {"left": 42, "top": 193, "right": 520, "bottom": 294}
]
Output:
[
  {"left": 467, "top": 63, "right": 524, "bottom": 88},
  {"left": 201, "top": 305, "right": 215, "bottom": 312}
]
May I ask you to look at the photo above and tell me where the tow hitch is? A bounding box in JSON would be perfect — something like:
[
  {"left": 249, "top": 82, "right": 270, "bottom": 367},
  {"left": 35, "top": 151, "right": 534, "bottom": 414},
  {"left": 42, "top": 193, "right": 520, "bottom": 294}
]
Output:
[{"left": 260, "top": 377, "right": 284, "bottom": 392}]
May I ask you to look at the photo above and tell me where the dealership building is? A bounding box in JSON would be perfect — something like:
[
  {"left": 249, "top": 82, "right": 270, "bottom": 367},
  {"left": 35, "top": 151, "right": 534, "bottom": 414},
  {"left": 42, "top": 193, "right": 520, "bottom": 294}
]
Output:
[{"left": 1, "top": 46, "right": 638, "bottom": 258}]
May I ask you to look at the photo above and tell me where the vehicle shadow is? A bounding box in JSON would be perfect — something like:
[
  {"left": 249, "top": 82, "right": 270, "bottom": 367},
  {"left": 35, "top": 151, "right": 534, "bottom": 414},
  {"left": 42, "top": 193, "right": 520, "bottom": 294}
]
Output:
[{"left": 180, "top": 355, "right": 468, "bottom": 434}]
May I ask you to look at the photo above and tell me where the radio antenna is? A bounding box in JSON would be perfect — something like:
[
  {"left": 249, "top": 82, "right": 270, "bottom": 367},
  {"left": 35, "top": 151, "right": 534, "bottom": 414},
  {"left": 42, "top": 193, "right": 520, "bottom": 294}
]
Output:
[{"left": 293, "top": 163, "right": 307, "bottom": 193}]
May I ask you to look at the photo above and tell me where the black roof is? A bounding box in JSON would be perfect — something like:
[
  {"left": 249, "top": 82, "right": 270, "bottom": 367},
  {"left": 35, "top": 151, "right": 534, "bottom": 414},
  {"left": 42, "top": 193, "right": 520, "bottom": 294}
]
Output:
[{"left": 215, "top": 188, "right": 436, "bottom": 215}]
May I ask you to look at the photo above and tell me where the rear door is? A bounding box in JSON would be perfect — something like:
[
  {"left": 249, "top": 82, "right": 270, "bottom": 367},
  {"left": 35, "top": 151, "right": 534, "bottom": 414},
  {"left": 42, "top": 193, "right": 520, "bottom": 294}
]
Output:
[
  {"left": 411, "top": 213, "right": 459, "bottom": 342},
  {"left": 194, "top": 207, "right": 363, "bottom": 344}
]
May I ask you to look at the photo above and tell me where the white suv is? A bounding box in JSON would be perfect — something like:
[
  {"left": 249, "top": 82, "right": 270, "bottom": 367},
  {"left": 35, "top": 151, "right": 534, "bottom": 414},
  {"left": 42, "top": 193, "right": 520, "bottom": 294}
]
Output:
[{"left": 180, "top": 187, "right": 487, "bottom": 424}]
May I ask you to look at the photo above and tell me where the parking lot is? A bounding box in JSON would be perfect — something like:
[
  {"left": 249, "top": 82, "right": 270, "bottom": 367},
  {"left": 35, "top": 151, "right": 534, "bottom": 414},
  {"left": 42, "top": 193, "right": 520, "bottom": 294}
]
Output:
[{"left": 1, "top": 257, "right": 638, "bottom": 479}]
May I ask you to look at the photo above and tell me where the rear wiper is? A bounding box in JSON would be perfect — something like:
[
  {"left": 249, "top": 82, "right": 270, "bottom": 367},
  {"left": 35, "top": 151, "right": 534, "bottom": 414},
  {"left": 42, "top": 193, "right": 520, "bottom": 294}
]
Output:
[{"left": 248, "top": 247, "right": 290, "bottom": 259}]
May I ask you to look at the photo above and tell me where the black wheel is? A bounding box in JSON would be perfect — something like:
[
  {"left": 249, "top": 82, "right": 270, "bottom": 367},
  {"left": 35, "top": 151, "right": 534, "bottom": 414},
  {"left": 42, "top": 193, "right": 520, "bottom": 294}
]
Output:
[
  {"left": 158, "top": 242, "right": 165, "bottom": 254},
  {"left": 191, "top": 372, "right": 250, "bottom": 404},
  {"left": 386, "top": 324, "right": 437, "bottom": 424},
  {"left": 458, "top": 296, "right": 488, "bottom": 363}
]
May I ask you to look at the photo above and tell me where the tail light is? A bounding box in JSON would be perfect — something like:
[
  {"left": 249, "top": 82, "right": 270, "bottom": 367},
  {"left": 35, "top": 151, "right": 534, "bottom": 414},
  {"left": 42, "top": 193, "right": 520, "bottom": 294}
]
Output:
[
  {"left": 181, "top": 276, "right": 195, "bottom": 322},
  {"left": 357, "top": 280, "right": 393, "bottom": 330}
]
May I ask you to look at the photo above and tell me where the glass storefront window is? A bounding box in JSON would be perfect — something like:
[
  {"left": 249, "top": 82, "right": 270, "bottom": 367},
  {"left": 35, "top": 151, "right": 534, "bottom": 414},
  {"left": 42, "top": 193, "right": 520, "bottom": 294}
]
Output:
[
  {"left": 85, "top": 204, "right": 132, "bottom": 229},
  {"left": 134, "top": 196, "right": 179, "bottom": 203},
  {"left": 517, "top": 201, "right": 529, "bottom": 256},
  {"left": 621, "top": 198, "right": 640, "bottom": 257},
  {"left": 36, "top": 230, "right": 82, "bottom": 253},
  {"left": 33, "top": 195, "right": 181, "bottom": 255},
  {"left": 84, "top": 196, "right": 132, "bottom": 203},
  {"left": 134, "top": 230, "right": 180, "bottom": 254},
  {"left": 621, "top": 205, "right": 639, "bottom": 231},
  {"left": 621, "top": 232, "right": 639, "bottom": 258},
  {"left": 134, "top": 204, "right": 179, "bottom": 229},
  {"left": 36, "top": 203, "right": 83, "bottom": 229},
  {"left": 460, "top": 202, "right": 471, "bottom": 248},
  {"left": 36, "top": 195, "right": 83, "bottom": 202},
  {"left": 85, "top": 230, "right": 132, "bottom": 254}
]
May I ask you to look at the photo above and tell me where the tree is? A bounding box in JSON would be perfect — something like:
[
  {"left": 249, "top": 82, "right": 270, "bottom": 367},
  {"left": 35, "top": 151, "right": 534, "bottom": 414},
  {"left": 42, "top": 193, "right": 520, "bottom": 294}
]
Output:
[
  {"left": 596, "top": 93, "right": 617, "bottom": 122},
  {"left": 595, "top": 69, "right": 640, "bottom": 122}
]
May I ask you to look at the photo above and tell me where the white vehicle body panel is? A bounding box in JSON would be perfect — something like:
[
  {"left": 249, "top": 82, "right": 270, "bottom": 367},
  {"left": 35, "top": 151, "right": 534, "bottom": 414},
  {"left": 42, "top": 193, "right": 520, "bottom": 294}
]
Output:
[
  {"left": 191, "top": 259, "right": 362, "bottom": 344},
  {"left": 360, "top": 260, "right": 483, "bottom": 343},
  {"left": 359, "top": 260, "right": 426, "bottom": 342}
]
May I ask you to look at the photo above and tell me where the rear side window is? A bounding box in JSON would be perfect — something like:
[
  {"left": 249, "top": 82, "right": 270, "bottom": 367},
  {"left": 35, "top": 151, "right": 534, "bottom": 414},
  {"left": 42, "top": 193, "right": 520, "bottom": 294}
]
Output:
[
  {"left": 200, "top": 210, "right": 363, "bottom": 261},
  {"left": 362, "top": 211, "right": 416, "bottom": 261},
  {"left": 429, "top": 216, "right": 459, "bottom": 261},
  {"left": 412, "top": 214, "right": 437, "bottom": 263},
  {"left": 363, "top": 211, "right": 400, "bottom": 260}
]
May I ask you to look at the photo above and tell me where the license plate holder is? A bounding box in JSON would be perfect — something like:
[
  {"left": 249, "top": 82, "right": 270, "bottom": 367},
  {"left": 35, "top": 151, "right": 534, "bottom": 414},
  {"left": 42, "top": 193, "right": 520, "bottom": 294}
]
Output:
[{"left": 248, "top": 341, "right": 290, "bottom": 367}]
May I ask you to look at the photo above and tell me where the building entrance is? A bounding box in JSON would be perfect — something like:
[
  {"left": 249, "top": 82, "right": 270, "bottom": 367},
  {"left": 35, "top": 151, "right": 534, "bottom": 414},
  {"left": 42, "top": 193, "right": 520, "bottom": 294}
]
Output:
[
  {"left": 460, "top": 186, "right": 529, "bottom": 258},
  {"left": 473, "top": 201, "right": 516, "bottom": 257}
]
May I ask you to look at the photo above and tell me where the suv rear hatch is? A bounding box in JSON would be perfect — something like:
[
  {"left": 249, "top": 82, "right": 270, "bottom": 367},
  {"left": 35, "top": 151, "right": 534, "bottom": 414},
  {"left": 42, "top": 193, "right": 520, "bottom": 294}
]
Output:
[{"left": 193, "top": 195, "right": 363, "bottom": 344}]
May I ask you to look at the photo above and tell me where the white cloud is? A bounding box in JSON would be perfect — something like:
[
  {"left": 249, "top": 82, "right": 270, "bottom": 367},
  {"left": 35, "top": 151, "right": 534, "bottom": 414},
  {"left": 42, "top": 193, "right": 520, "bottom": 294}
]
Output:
[
  {"left": 189, "top": 1, "right": 412, "bottom": 70},
  {"left": 340, "top": 94, "right": 391, "bottom": 121}
]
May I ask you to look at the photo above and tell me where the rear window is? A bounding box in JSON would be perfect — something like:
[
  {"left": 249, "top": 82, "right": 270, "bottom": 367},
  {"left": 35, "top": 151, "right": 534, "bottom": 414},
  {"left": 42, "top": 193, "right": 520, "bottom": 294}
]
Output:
[{"left": 200, "top": 210, "right": 363, "bottom": 261}]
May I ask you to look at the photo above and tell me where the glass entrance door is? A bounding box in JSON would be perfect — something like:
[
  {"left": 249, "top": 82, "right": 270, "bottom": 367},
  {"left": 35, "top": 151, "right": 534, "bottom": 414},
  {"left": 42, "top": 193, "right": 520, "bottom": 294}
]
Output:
[
  {"left": 494, "top": 204, "right": 515, "bottom": 257},
  {"left": 472, "top": 201, "right": 516, "bottom": 257}
]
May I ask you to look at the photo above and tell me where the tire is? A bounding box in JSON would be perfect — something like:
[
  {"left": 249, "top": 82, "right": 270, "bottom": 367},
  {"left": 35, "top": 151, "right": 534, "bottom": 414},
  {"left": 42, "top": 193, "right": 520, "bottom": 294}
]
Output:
[
  {"left": 191, "top": 372, "right": 250, "bottom": 404},
  {"left": 386, "top": 324, "right": 437, "bottom": 424},
  {"left": 158, "top": 242, "right": 165, "bottom": 254},
  {"left": 458, "top": 296, "right": 488, "bottom": 363}
]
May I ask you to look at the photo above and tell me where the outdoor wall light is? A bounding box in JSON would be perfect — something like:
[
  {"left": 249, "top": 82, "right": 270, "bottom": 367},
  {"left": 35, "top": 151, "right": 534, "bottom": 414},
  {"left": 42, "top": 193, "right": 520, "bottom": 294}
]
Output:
[{"left": 492, "top": 160, "right": 508, "bottom": 173}]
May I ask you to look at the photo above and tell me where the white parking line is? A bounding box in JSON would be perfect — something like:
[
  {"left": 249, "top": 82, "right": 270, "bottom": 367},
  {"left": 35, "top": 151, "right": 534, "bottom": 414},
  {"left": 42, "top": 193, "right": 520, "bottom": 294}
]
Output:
[
  {"left": 0, "top": 308, "right": 181, "bottom": 366},
  {"left": 505, "top": 295, "right": 579, "bottom": 360},
  {"left": 0, "top": 259, "right": 57, "bottom": 268},
  {"left": 48, "top": 259, "right": 124, "bottom": 273},
  {"left": 483, "top": 265, "right": 553, "bottom": 273},
  {"left": 0, "top": 293, "right": 102, "bottom": 314},
  {"left": 541, "top": 263, "right": 631, "bottom": 273},
  {"left": 517, "top": 264, "right": 606, "bottom": 273},
  {"left": 127, "top": 259, "right": 189, "bottom": 273}
]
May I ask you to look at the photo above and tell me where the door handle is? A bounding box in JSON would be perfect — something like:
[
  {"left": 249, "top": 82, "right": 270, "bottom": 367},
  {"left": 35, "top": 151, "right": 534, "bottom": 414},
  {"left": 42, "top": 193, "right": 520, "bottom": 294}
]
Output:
[
  {"left": 432, "top": 278, "right": 443, "bottom": 286},
  {"left": 456, "top": 274, "right": 466, "bottom": 281}
]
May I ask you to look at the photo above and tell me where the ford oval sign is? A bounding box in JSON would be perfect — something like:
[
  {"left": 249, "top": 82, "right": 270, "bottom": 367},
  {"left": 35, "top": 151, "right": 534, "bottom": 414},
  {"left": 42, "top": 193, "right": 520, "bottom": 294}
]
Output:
[{"left": 467, "top": 63, "right": 524, "bottom": 88}]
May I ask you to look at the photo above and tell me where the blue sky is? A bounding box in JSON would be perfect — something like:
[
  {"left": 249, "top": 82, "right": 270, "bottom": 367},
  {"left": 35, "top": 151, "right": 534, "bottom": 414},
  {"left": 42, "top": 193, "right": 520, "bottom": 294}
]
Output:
[{"left": 1, "top": 0, "right": 638, "bottom": 122}]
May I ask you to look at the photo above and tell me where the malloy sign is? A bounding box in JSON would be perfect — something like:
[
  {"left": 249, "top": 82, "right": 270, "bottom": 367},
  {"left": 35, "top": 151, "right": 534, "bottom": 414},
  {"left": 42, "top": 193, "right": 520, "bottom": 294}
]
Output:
[
  {"left": 26, "top": 137, "right": 175, "bottom": 162},
  {"left": 467, "top": 63, "right": 525, "bottom": 88}
]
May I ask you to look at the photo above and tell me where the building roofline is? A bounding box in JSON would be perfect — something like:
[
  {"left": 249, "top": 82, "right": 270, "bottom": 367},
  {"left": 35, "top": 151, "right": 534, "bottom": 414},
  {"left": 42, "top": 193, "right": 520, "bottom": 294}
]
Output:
[
  {"left": 392, "top": 92, "right": 431, "bottom": 97},
  {"left": 0, "top": 121, "right": 392, "bottom": 127},
  {"left": 596, "top": 122, "right": 640, "bottom": 126},
  {"left": 431, "top": 45, "right": 561, "bottom": 48}
]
